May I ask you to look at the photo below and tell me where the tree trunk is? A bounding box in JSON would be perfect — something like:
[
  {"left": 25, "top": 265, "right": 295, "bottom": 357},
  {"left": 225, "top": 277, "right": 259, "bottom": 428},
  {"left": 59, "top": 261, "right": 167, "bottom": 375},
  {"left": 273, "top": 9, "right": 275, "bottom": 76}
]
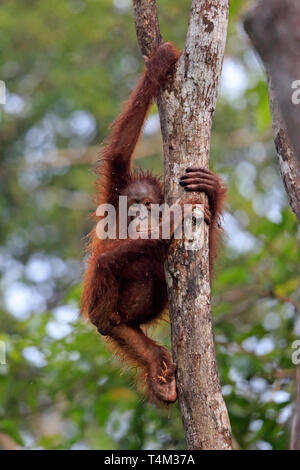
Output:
[
  {"left": 133, "top": 0, "right": 232, "bottom": 450},
  {"left": 244, "top": 2, "right": 300, "bottom": 450}
]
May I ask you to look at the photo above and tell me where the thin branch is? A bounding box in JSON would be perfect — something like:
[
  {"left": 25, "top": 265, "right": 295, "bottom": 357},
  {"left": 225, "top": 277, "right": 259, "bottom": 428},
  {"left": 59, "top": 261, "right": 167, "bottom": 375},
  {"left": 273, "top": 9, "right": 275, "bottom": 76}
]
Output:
[
  {"left": 244, "top": 0, "right": 300, "bottom": 166},
  {"left": 267, "top": 77, "right": 300, "bottom": 224},
  {"left": 244, "top": 0, "right": 300, "bottom": 450},
  {"left": 133, "top": 0, "right": 161, "bottom": 57},
  {"left": 290, "top": 366, "right": 300, "bottom": 450}
]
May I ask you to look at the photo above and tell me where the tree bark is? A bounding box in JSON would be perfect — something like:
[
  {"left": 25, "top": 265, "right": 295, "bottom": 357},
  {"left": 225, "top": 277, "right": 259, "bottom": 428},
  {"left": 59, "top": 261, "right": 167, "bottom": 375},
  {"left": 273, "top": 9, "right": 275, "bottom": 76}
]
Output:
[
  {"left": 244, "top": 1, "right": 300, "bottom": 450},
  {"left": 244, "top": 0, "right": 300, "bottom": 166},
  {"left": 133, "top": 0, "right": 232, "bottom": 450},
  {"left": 267, "top": 78, "right": 300, "bottom": 224}
]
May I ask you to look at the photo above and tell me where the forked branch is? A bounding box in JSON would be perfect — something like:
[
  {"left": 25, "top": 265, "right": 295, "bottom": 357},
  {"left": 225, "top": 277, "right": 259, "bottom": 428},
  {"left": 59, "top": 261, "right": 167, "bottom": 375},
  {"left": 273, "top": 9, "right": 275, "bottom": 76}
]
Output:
[{"left": 133, "top": 0, "right": 232, "bottom": 450}]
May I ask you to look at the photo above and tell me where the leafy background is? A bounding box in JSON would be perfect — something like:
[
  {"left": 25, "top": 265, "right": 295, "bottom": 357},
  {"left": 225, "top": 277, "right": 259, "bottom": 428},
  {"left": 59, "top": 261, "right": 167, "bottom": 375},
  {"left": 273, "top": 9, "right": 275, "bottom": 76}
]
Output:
[{"left": 0, "top": 0, "right": 299, "bottom": 450}]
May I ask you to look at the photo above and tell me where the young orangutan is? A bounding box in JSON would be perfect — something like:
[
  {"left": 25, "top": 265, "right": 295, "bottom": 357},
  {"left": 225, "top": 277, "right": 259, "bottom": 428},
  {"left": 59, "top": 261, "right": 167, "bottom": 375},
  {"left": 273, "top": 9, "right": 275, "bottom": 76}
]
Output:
[{"left": 81, "top": 42, "right": 226, "bottom": 404}]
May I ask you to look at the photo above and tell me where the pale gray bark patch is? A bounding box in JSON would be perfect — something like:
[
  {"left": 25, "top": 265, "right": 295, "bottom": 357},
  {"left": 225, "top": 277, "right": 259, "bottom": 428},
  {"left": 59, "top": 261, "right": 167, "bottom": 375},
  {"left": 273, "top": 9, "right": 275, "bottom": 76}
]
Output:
[{"left": 133, "top": 0, "right": 232, "bottom": 450}]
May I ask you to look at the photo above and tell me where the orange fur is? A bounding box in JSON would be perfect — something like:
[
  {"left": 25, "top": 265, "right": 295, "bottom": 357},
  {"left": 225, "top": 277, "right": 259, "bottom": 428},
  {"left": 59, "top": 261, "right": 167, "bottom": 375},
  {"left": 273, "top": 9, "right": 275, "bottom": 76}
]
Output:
[{"left": 81, "top": 41, "right": 226, "bottom": 405}]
